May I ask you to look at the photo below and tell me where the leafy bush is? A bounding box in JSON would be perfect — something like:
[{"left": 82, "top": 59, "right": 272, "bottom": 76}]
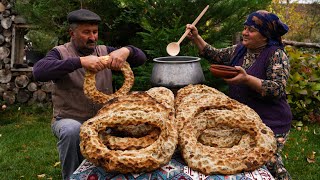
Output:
[
  {"left": 14, "top": 0, "right": 270, "bottom": 56},
  {"left": 286, "top": 46, "right": 320, "bottom": 123}
]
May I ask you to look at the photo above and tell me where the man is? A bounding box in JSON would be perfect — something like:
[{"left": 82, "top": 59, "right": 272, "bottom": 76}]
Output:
[{"left": 33, "top": 9, "right": 147, "bottom": 179}]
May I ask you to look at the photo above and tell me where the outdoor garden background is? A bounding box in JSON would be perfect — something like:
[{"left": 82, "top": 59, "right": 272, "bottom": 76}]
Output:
[{"left": 0, "top": 0, "right": 319, "bottom": 179}]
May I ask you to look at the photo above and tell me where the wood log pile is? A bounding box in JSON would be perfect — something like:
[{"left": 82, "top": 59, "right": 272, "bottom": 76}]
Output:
[
  {"left": 0, "top": 0, "right": 52, "bottom": 107},
  {"left": 0, "top": 70, "right": 53, "bottom": 106}
]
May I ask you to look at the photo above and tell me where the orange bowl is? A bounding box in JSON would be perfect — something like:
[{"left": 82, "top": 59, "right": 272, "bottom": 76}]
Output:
[{"left": 209, "top": 64, "right": 240, "bottom": 79}]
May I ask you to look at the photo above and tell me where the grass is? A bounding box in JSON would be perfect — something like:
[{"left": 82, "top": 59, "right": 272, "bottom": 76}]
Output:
[
  {"left": 0, "top": 104, "right": 319, "bottom": 180},
  {"left": 282, "top": 122, "right": 320, "bottom": 180},
  {"left": 0, "top": 104, "right": 61, "bottom": 179}
]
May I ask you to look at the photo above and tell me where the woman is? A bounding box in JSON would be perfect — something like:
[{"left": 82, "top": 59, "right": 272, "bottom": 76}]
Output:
[{"left": 186, "top": 10, "right": 292, "bottom": 180}]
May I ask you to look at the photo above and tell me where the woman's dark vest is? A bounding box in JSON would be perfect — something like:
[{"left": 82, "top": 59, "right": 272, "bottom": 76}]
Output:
[{"left": 229, "top": 45, "right": 292, "bottom": 134}]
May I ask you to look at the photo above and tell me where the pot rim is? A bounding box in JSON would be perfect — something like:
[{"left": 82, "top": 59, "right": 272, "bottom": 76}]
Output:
[{"left": 153, "top": 56, "right": 201, "bottom": 63}]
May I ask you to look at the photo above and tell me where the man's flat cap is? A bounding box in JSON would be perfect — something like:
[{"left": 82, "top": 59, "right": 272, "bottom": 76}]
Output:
[{"left": 67, "top": 9, "right": 101, "bottom": 24}]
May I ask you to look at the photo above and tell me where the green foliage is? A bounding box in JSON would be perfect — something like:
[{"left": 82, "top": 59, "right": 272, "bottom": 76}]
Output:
[
  {"left": 14, "top": 0, "right": 271, "bottom": 57},
  {"left": 285, "top": 46, "right": 320, "bottom": 123},
  {"left": 269, "top": 0, "right": 320, "bottom": 43}
]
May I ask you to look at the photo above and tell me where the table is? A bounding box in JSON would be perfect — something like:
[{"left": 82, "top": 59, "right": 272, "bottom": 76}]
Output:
[{"left": 70, "top": 152, "right": 275, "bottom": 180}]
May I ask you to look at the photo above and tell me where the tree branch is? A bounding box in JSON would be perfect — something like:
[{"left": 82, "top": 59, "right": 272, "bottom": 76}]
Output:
[{"left": 283, "top": 40, "right": 320, "bottom": 48}]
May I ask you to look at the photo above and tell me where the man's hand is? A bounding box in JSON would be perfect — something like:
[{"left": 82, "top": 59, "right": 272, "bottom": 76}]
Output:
[
  {"left": 102, "top": 47, "right": 130, "bottom": 70},
  {"left": 80, "top": 55, "right": 107, "bottom": 72}
]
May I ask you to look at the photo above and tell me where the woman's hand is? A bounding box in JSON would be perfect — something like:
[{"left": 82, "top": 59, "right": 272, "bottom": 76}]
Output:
[
  {"left": 224, "top": 66, "right": 263, "bottom": 94},
  {"left": 223, "top": 66, "right": 249, "bottom": 85},
  {"left": 186, "top": 24, "right": 199, "bottom": 40}
]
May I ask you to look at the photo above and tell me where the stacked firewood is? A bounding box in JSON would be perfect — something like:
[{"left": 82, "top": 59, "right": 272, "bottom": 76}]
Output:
[
  {"left": 0, "top": 70, "right": 53, "bottom": 105},
  {"left": 0, "top": 0, "right": 52, "bottom": 106}
]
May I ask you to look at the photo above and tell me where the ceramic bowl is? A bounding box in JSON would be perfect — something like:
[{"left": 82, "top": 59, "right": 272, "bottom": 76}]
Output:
[{"left": 209, "top": 64, "right": 240, "bottom": 79}]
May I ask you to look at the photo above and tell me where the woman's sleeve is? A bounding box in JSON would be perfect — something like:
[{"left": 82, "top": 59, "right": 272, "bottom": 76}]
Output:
[
  {"left": 261, "top": 49, "right": 290, "bottom": 98},
  {"left": 200, "top": 44, "right": 237, "bottom": 65}
]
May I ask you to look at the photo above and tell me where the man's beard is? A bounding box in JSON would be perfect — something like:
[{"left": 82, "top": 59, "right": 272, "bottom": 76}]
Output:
[
  {"left": 77, "top": 40, "right": 96, "bottom": 56},
  {"left": 78, "top": 46, "right": 95, "bottom": 56}
]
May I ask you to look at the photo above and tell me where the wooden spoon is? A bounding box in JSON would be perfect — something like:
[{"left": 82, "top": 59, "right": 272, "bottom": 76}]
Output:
[{"left": 166, "top": 5, "right": 209, "bottom": 56}]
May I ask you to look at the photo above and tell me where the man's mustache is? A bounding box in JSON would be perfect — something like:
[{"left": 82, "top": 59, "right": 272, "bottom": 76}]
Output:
[{"left": 86, "top": 40, "right": 96, "bottom": 44}]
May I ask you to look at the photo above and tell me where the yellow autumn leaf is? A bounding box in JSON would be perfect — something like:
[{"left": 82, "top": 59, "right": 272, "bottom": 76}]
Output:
[
  {"left": 306, "top": 151, "right": 316, "bottom": 163},
  {"left": 37, "top": 174, "right": 46, "bottom": 178},
  {"left": 53, "top": 161, "right": 60, "bottom": 167}
]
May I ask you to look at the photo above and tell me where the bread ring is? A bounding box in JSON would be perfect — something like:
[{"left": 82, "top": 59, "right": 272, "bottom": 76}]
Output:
[
  {"left": 96, "top": 88, "right": 175, "bottom": 151},
  {"left": 83, "top": 55, "right": 134, "bottom": 104},
  {"left": 146, "top": 87, "right": 175, "bottom": 112},
  {"left": 99, "top": 128, "right": 160, "bottom": 150},
  {"left": 80, "top": 99, "right": 178, "bottom": 173},
  {"left": 198, "top": 127, "right": 244, "bottom": 148},
  {"left": 180, "top": 107, "right": 276, "bottom": 175}
]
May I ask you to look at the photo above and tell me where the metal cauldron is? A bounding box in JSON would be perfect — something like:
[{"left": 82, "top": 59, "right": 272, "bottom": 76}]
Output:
[{"left": 150, "top": 56, "right": 205, "bottom": 89}]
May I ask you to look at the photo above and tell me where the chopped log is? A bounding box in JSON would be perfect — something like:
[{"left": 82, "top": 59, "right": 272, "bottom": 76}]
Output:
[
  {"left": 13, "top": 15, "right": 27, "bottom": 24},
  {"left": 14, "top": 74, "right": 29, "bottom": 88},
  {"left": 6, "top": 81, "right": 14, "bottom": 90},
  {"left": 16, "top": 89, "right": 30, "bottom": 103},
  {"left": 4, "top": 35, "right": 11, "bottom": 42},
  {"left": 0, "top": 34, "right": 4, "bottom": 45},
  {"left": 33, "top": 89, "right": 46, "bottom": 102},
  {"left": 2, "top": 9, "right": 10, "bottom": 17},
  {"left": 4, "top": 63, "right": 10, "bottom": 69},
  {"left": 12, "top": 87, "right": 18, "bottom": 94},
  {"left": 0, "top": 3, "right": 5, "bottom": 12},
  {"left": 1, "top": 17, "right": 12, "bottom": 29},
  {"left": 0, "top": 83, "right": 7, "bottom": 94},
  {"left": 0, "top": 46, "right": 10, "bottom": 59},
  {"left": 27, "top": 96, "right": 36, "bottom": 105},
  {"left": 0, "top": 69, "right": 11, "bottom": 83},
  {"left": 27, "top": 82, "right": 37, "bottom": 92},
  {"left": 5, "top": 2, "right": 12, "bottom": 10},
  {"left": 41, "top": 82, "right": 53, "bottom": 93},
  {"left": 283, "top": 40, "right": 320, "bottom": 49},
  {"left": 3, "top": 29, "right": 11, "bottom": 37},
  {"left": 3, "top": 57, "right": 10, "bottom": 63},
  {"left": 3, "top": 91, "right": 15, "bottom": 104}
]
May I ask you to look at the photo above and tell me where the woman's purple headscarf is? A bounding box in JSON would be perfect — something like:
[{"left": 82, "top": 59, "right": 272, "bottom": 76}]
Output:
[
  {"left": 230, "top": 10, "right": 289, "bottom": 66},
  {"left": 244, "top": 10, "right": 289, "bottom": 46}
]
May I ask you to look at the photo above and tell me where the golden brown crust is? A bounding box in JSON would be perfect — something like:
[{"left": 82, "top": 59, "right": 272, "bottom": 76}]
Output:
[
  {"left": 100, "top": 128, "right": 160, "bottom": 150},
  {"left": 82, "top": 81, "right": 276, "bottom": 175},
  {"left": 83, "top": 55, "right": 134, "bottom": 104},
  {"left": 176, "top": 84, "right": 276, "bottom": 175},
  {"left": 180, "top": 108, "right": 276, "bottom": 175},
  {"left": 80, "top": 99, "right": 178, "bottom": 173}
]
